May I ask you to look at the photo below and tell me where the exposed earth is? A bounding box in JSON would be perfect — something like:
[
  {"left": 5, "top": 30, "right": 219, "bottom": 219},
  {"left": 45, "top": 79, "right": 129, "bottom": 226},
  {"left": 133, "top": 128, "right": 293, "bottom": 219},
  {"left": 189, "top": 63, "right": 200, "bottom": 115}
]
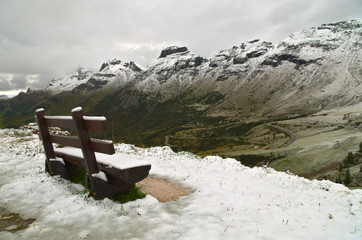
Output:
[{"left": 136, "top": 176, "right": 194, "bottom": 203}]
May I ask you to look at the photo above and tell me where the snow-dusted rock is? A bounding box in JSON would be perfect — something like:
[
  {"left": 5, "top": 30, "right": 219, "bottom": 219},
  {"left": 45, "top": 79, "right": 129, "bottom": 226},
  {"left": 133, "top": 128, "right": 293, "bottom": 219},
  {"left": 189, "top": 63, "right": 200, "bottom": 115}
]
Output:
[{"left": 46, "top": 68, "right": 94, "bottom": 92}]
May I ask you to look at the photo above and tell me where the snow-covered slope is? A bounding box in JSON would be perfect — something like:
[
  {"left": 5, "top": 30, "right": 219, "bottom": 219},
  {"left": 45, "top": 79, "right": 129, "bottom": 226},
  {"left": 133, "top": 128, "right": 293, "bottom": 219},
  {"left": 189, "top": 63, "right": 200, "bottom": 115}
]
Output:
[
  {"left": 46, "top": 59, "right": 143, "bottom": 92},
  {"left": 43, "top": 20, "right": 362, "bottom": 118},
  {"left": 46, "top": 68, "right": 94, "bottom": 92},
  {"left": 136, "top": 46, "right": 207, "bottom": 101},
  {"left": 75, "top": 59, "right": 143, "bottom": 91},
  {"left": 0, "top": 128, "right": 361, "bottom": 240},
  {"left": 195, "top": 20, "right": 362, "bottom": 118}
]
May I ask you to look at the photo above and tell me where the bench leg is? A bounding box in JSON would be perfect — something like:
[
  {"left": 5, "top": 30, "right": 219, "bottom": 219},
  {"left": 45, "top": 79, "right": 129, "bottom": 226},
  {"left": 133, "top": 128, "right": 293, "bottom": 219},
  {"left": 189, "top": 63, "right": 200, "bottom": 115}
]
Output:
[
  {"left": 46, "top": 159, "right": 68, "bottom": 179},
  {"left": 88, "top": 173, "right": 132, "bottom": 199}
]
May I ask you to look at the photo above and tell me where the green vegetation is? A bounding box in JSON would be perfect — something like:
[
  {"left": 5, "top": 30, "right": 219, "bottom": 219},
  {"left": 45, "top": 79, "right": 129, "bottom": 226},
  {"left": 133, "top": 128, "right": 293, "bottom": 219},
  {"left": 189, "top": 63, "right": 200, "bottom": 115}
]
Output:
[
  {"left": 12, "top": 130, "right": 32, "bottom": 138},
  {"left": 0, "top": 88, "right": 265, "bottom": 153},
  {"left": 343, "top": 169, "right": 351, "bottom": 185},
  {"left": 112, "top": 185, "right": 146, "bottom": 204},
  {"left": 169, "top": 137, "right": 250, "bottom": 156},
  {"left": 335, "top": 149, "right": 362, "bottom": 186},
  {"left": 233, "top": 154, "right": 270, "bottom": 167},
  {"left": 69, "top": 170, "right": 87, "bottom": 186},
  {"left": 68, "top": 170, "right": 145, "bottom": 203},
  {"left": 232, "top": 153, "right": 282, "bottom": 167}
]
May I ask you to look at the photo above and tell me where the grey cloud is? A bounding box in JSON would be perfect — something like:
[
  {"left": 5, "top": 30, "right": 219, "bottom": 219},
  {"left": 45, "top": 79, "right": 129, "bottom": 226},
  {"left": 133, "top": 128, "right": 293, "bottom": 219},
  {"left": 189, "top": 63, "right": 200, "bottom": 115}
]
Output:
[
  {"left": 10, "top": 75, "right": 27, "bottom": 89},
  {"left": 0, "top": 79, "right": 11, "bottom": 91},
  {"left": 0, "top": 0, "right": 361, "bottom": 90}
]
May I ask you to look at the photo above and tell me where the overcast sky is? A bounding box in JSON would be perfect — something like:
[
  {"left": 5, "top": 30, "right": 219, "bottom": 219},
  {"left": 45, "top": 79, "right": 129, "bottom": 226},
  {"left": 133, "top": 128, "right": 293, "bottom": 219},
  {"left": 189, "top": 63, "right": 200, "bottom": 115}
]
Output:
[{"left": 0, "top": 0, "right": 361, "bottom": 95}]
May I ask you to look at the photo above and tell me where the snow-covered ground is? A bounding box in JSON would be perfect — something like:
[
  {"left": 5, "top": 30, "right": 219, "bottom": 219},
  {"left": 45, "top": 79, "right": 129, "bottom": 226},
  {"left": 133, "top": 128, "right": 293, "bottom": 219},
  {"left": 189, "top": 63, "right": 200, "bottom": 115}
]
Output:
[{"left": 0, "top": 128, "right": 361, "bottom": 240}]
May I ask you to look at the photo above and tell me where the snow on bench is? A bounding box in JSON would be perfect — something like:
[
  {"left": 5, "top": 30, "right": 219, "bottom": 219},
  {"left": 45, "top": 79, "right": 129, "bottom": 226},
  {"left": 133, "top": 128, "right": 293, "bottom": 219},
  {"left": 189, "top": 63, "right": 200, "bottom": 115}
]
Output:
[{"left": 55, "top": 147, "right": 150, "bottom": 170}]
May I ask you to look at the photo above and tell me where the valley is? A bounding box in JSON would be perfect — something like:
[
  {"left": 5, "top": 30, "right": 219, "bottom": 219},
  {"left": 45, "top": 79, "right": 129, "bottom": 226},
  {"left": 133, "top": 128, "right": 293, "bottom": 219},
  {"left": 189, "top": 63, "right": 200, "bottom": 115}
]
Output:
[
  {"left": 162, "top": 104, "right": 362, "bottom": 186},
  {"left": 0, "top": 20, "right": 361, "bottom": 187}
]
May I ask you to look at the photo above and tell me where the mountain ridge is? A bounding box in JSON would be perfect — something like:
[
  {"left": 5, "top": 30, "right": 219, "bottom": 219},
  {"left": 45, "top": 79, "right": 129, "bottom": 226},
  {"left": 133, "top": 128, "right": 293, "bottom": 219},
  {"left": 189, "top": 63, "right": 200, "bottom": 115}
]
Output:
[
  {"left": 43, "top": 20, "right": 362, "bottom": 115},
  {"left": 1, "top": 19, "right": 361, "bottom": 146}
]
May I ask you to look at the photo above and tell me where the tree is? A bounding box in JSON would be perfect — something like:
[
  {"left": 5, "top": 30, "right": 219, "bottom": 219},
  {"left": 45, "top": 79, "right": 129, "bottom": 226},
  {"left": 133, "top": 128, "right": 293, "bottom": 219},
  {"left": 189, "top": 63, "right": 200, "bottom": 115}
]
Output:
[
  {"left": 338, "top": 163, "right": 343, "bottom": 172},
  {"left": 343, "top": 169, "right": 352, "bottom": 186},
  {"left": 347, "top": 152, "right": 354, "bottom": 165},
  {"left": 342, "top": 158, "right": 349, "bottom": 168},
  {"left": 335, "top": 176, "right": 342, "bottom": 184}
]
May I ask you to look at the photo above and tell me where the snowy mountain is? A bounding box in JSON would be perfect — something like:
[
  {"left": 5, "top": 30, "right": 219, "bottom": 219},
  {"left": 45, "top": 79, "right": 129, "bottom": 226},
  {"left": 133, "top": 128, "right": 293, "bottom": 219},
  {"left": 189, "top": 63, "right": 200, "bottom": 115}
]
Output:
[
  {"left": 1, "top": 20, "right": 361, "bottom": 148},
  {"left": 177, "top": 19, "right": 362, "bottom": 119},
  {"left": 46, "top": 67, "right": 94, "bottom": 92},
  {"left": 47, "top": 59, "right": 143, "bottom": 92},
  {"left": 44, "top": 20, "right": 361, "bottom": 117},
  {"left": 136, "top": 46, "right": 207, "bottom": 101},
  {"left": 0, "top": 127, "right": 361, "bottom": 239}
]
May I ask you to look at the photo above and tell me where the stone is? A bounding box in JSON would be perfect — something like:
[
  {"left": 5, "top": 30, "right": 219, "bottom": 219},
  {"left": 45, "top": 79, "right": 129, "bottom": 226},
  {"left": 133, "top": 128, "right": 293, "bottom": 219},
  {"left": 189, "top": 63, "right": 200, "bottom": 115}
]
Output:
[{"left": 159, "top": 46, "right": 188, "bottom": 58}]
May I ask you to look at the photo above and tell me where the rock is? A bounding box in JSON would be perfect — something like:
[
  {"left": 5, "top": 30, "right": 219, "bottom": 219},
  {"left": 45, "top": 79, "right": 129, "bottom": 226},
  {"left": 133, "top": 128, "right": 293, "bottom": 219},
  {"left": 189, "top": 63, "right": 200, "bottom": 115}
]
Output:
[
  {"left": 159, "top": 46, "right": 188, "bottom": 58},
  {"left": 99, "top": 62, "right": 108, "bottom": 72},
  {"left": 125, "top": 61, "right": 143, "bottom": 72}
]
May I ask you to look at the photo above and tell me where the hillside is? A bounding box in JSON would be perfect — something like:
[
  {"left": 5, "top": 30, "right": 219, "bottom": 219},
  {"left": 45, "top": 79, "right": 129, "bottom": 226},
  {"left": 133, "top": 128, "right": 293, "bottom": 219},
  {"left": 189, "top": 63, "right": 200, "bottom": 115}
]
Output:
[{"left": 0, "top": 127, "right": 361, "bottom": 239}]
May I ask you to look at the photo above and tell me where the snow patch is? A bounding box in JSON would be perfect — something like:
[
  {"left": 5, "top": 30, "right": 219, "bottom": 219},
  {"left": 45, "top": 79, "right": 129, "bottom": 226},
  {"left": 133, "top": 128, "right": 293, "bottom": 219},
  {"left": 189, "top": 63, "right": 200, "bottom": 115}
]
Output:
[
  {"left": 45, "top": 116, "right": 72, "bottom": 120},
  {"left": 83, "top": 116, "right": 106, "bottom": 121},
  {"left": 71, "top": 106, "right": 82, "bottom": 113},
  {"left": 92, "top": 171, "right": 108, "bottom": 182},
  {"left": 55, "top": 147, "right": 151, "bottom": 169},
  {"left": 49, "top": 157, "right": 65, "bottom": 165}
]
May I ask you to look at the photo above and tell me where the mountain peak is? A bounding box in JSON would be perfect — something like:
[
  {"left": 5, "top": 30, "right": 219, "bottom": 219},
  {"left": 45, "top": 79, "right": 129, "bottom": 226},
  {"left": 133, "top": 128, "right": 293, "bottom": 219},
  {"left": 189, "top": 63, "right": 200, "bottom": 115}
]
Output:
[
  {"left": 99, "top": 59, "right": 122, "bottom": 72},
  {"left": 318, "top": 19, "right": 362, "bottom": 31},
  {"left": 99, "top": 59, "right": 143, "bottom": 73},
  {"left": 159, "top": 46, "right": 189, "bottom": 58},
  {"left": 46, "top": 68, "right": 93, "bottom": 92}
]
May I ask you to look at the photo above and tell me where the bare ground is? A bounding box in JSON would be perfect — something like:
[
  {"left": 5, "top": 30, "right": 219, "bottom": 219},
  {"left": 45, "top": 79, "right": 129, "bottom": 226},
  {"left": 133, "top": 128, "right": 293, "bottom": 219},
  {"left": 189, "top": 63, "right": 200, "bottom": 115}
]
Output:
[
  {"left": 136, "top": 176, "right": 194, "bottom": 203},
  {"left": 0, "top": 207, "right": 35, "bottom": 233}
]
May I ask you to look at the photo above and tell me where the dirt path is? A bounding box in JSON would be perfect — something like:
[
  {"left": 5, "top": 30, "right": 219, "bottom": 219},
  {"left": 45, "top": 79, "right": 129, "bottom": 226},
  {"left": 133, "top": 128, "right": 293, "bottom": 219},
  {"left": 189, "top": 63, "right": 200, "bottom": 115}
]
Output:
[
  {"left": 0, "top": 207, "right": 35, "bottom": 233},
  {"left": 136, "top": 176, "right": 194, "bottom": 202}
]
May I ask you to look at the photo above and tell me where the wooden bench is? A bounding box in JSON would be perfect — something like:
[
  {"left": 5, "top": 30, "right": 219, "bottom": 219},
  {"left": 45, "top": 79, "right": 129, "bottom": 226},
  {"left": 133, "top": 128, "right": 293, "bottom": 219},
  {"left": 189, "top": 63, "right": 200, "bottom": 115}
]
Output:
[{"left": 35, "top": 107, "right": 151, "bottom": 199}]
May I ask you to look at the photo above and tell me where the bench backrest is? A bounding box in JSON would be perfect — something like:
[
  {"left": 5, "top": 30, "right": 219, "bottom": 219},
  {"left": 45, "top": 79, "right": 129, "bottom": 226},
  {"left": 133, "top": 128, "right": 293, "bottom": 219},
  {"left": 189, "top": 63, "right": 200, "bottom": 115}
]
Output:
[{"left": 35, "top": 107, "right": 114, "bottom": 175}]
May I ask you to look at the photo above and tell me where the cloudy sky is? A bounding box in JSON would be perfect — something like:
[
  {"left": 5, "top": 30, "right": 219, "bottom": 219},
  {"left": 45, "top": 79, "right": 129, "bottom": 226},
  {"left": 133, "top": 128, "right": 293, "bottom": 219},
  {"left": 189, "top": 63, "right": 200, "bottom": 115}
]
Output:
[{"left": 0, "top": 0, "right": 361, "bottom": 96}]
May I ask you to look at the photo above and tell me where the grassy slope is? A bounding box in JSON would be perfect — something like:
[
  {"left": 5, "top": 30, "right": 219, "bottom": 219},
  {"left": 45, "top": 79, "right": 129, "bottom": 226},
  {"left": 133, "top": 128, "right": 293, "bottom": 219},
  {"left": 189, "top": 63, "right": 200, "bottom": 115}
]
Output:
[{"left": 2, "top": 89, "right": 361, "bottom": 185}]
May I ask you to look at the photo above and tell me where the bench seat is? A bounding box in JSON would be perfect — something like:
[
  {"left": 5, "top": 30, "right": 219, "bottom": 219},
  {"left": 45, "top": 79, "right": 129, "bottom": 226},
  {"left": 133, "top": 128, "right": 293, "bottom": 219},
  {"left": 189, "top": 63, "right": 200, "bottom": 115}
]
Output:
[{"left": 55, "top": 147, "right": 151, "bottom": 184}]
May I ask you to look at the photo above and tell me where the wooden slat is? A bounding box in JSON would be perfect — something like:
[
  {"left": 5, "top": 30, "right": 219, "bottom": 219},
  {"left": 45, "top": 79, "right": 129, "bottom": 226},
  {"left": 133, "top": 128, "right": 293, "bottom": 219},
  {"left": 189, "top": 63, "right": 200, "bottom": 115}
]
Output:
[
  {"left": 55, "top": 150, "right": 85, "bottom": 165},
  {"left": 44, "top": 116, "right": 108, "bottom": 132},
  {"left": 83, "top": 116, "right": 109, "bottom": 132},
  {"left": 44, "top": 116, "right": 76, "bottom": 129},
  {"left": 89, "top": 139, "right": 115, "bottom": 154},
  {"left": 49, "top": 134, "right": 82, "bottom": 148},
  {"left": 49, "top": 135, "right": 114, "bottom": 154}
]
